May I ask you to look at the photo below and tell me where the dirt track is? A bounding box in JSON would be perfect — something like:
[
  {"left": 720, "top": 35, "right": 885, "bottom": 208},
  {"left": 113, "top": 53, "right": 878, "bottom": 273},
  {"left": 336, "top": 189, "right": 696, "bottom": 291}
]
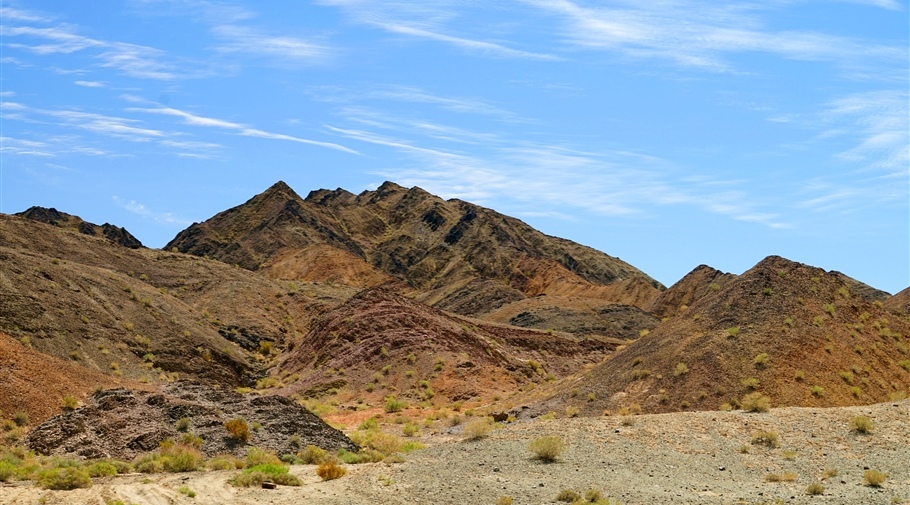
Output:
[{"left": 2, "top": 400, "right": 908, "bottom": 505}]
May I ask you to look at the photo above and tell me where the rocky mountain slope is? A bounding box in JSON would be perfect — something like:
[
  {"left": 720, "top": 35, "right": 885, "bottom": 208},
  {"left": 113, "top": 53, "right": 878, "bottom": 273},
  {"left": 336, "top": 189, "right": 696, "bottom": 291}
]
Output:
[
  {"left": 166, "top": 181, "right": 664, "bottom": 316},
  {"left": 16, "top": 206, "right": 143, "bottom": 249},
  {"left": 525, "top": 255, "right": 910, "bottom": 416}
]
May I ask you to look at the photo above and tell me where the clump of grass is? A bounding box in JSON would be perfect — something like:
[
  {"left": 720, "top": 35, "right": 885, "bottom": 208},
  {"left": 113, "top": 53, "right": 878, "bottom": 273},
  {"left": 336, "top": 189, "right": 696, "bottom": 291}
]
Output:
[
  {"left": 556, "top": 489, "right": 581, "bottom": 502},
  {"left": 384, "top": 395, "right": 406, "bottom": 413},
  {"left": 673, "top": 362, "right": 689, "bottom": 376},
  {"left": 753, "top": 353, "right": 770, "bottom": 368},
  {"left": 821, "top": 468, "right": 838, "bottom": 480},
  {"left": 751, "top": 430, "right": 780, "bottom": 448},
  {"left": 528, "top": 436, "right": 566, "bottom": 463},
  {"left": 810, "top": 385, "right": 825, "bottom": 397},
  {"left": 230, "top": 464, "right": 301, "bottom": 487},
  {"left": 864, "top": 469, "right": 887, "bottom": 487},
  {"left": 806, "top": 482, "right": 825, "bottom": 495},
  {"left": 850, "top": 415, "right": 874, "bottom": 434},
  {"left": 565, "top": 406, "right": 580, "bottom": 418},
  {"left": 207, "top": 455, "right": 243, "bottom": 470},
  {"left": 316, "top": 460, "right": 346, "bottom": 481},
  {"left": 741, "top": 392, "right": 771, "bottom": 413},
  {"left": 60, "top": 396, "right": 78, "bottom": 412},
  {"left": 766, "top": 472, "right": 797, "bottom": 482},
  {"left": 496, "top": 496, "right": 514, "bottom": 505},
  {"left": 175, "top": 417, "right": 191, "bottom": 432},
  {"left": 178, "top": 485, "right": 196, "bottom": 497},
  {"left": 462, "top": 417, "right": 493, "bottom": 441},
  {"left": 741, "top": 377, "right": 760, "bottom": 390},
  {"left": 37, "top": 467, "right": 93, "bottom": 490},
  {"left": 297, "top": 445, "right": 330, "bottom": 464}
]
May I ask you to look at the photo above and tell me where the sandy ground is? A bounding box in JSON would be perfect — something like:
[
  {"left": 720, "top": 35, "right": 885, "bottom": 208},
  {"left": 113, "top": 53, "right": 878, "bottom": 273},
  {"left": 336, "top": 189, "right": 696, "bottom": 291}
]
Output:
[{"left": 2, "top": 400, "right": 908, "bottom": 505}]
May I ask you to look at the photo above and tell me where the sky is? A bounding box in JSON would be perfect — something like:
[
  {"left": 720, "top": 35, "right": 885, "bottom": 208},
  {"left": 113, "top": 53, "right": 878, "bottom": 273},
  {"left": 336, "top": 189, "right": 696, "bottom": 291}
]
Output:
[{"left": 1, "top": 1, "right": 907, "bottom": 294}]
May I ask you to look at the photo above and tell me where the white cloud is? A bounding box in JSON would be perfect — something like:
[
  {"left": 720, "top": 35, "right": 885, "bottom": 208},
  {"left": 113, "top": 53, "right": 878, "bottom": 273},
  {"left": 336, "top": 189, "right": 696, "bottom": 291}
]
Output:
[
  {"left": 131, "top": 106, "right": 360, "bottom": 154},
  {"left": 112, "top": 196, "right": 192, "bottom": 226},
  {"left": 74, "top": 80, "right": 105, "bottom": 87},
  {"left": 212, "top": 25, "right": 335, "bottom": 64}
]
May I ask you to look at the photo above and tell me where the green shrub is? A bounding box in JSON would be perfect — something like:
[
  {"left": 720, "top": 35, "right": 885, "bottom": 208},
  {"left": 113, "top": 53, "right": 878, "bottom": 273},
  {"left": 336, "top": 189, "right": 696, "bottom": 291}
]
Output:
[
  {"left": 864, "top": 469, "right": 887, "bottom": 487},
  {"left": 12, "top": 412, "right": 28, "bottom": 427},
  {"left": 528, "top": 436, "right": 565, "bottom": 462},
  {"left": 207, "top": 454, "right": 243, "bottom": 470},
  {"left": 384, "top": 395, "right": 405, "bottom": 413},
  {"left": 60, "top": 396, "right": 78, "bottom": 412},
  {"left": 246, "top": 447, "right": 282, "bottom": 467},
  {"left": 359, "top": 416, "right": 379, "bottom": 430},
  {"left": 175, "top": 417, "right": 191, "bottom": 431},
  {"left": 0, "top": 461, "right": 17, "bottom": 482},
  {"left": 37, "top": 467, "right": 93, "bottom": 490},
  {"left": 161, "top": 444, "right": 204, "bottom": 472},
  {"left": 178, "top": 485, "right": 196, "bottom": 497},
  {"left": 402, "top": 422, "right": 419, "bottom": 437},
  {"left": 230, "top": 464, "right": 301, "bottom": 487},
  {"left": 673, "top": 362, "right": 689, "bottom": 376},
  {"left": 810, "top": 385, "right": 825, "bottom": 397},
  {"left": 753, "top": 353, "right": 770, "bottom": 368},
  {"left": 85, "top": 461, "right": 118, "bottom": 478}
]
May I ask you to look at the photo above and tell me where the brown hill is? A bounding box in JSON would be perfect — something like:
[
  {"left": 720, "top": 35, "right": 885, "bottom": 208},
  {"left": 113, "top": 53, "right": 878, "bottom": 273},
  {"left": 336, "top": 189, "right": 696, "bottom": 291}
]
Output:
[
  {"left": 0, "top": 331, "right": 132, "bottom": 425},
  {"left": 526, "top": 255, "right": 910, "bottom": 416},
  {"left": 884, "top": 286, "right": 910, "bottom": 315},
  {"left": 274, "top": 286, "right": 624, "bottom": 408},
  {"left": 16, "top": 206, "right": 143, "bottom": 248},
  {"left": 0, "top": 213, "right": 356, "bottom": 387},
  {"left": 646, "top": 264, "right": 737, "bottom": 319},
  {"left": 165, "top": 181, "right": 664, "bottom": 314}
]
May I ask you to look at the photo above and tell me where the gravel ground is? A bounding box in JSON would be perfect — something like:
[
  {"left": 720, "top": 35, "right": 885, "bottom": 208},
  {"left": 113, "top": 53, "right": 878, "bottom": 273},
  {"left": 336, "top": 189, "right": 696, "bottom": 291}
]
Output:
[{"left": 2, "top": 400, "right": 907, "bottom": 505}]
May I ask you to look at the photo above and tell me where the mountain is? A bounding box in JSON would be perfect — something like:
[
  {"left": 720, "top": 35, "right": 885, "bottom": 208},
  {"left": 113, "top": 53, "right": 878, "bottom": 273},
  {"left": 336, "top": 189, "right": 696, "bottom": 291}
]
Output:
[
  {"left": 525, "top": 255, "right": 910, "bottom": 416},
  {"left": 166, "top": 181, "right": 664, "bottom": 317},
  {"left": 16, "top": 206, "right": 143, "bottom": 248},
  {"left": 0, "top": 213, "right": 356, "bottom": 387}
]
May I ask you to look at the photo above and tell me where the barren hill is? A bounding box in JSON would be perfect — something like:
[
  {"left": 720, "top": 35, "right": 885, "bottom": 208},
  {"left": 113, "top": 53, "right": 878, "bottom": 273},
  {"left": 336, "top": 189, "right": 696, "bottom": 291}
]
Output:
[
  {"left": 165, "top": 181, "right": 664, "bottom": 314},
  {"left": 275, "top": 285, "right": 624, "bottom": 407},
  {"left": 16, "top": 206, "right": 143, "bottom": 248},
  {"left": 526, "top": 255, "right": 910, "bottom": 416},
  {"left": 0, "top": 332, "right": 132, "bottom": 425},
  {"left": 0, "top": 213, "right": 356, "bottom": 386}
]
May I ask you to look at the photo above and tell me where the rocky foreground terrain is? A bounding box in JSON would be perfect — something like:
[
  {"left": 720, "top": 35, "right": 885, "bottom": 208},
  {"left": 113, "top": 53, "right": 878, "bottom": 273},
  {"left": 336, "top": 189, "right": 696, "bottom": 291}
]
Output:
[{"left": 2, "top": 400, "right": 908, "bottom": 505}]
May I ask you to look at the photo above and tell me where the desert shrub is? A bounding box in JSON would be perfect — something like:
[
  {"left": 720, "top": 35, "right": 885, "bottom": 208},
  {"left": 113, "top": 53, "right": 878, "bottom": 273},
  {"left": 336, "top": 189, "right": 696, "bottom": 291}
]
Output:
[
  {"left": 805, "top": 482, "right": 825, "bottom": 495},
  {"left": 367, "top": 432, "right": 404, "bottom": 456},
  {"left": 230, "top": 464, "right": 301, "bottom": 487},
  {"left": 85, "top": 461, "right": 118, "bottom": 478},
  {"left": 0, "top": 461, "right": 17, "bottom": 482},
  {"left": 741, "top": 392, "right": 771, "bottom": 413},
  {"left": 402, "top": 422, "right": 419, "bottom": 437},
  {"left": 60, "top": 396, "right": 78, "bottom": 412},
  {"left": 178, "top": 432, "right": 203, "bottom": 449},
  {"left": 161, "top": 444, "right": 204, "bottom": 472},
  {"left": 740, "top": 377, "right": 760, "bottom": 389},
  {"left": 37, "top": 467, "right": 92, "bottom": 490},
  {"left": 207, "top": 454, "right": 244, "bottom": 470},
  {"left": 496, "top": 496, "right": 514, "bottom": 505},
  {"left": 463, "top": 417, "right": 493, "bottom": 441},
  {"left": 850, "top": 416, "right": 874, "bottom": 434},
  {"left": 11, "top": 412, "right": 28, "bottom": 427},
  {"left": 726, "top": 327, "right": 740, "bottom": 337},
  {"left": 528, "top": 436, "right": 565, "bottom": 462},
  {"left": 384, "top": 395, "right": 405, "bottom": 413},
  {"left": 753, "top": 353, "right": 770, "bottom": 368},
  {"left": 224, "top": 418, "right": 250, "bottom": 442},
  {"left": 794, "top": 370, "right": 806, "bottom": 381},
  {"left": 821, "top": 468, "right": 838, "bottom": 479},
  {"left": 134, "top": 454, "right": 165, "bottom": 474},
  {"left": 673, "top": 362, "right": 689, "bottom": 376},
  {"left": 810, "top": 385, "right": 825, "bottom": 397},
  {"left": 631, "top": 369, "right": 651, "bottom": 380},
  {"left": 585, "top": 488, "right": 604, "bottom": 502},
  {"left": 565, "top": 406, "right": 580, "bottom": 418},
  {"left": 178, "top": 485, "right": 196, "bottom": 497},
  {"left": 359, "top": 416, "right": 380, "bottom": 431},
  {"left": 556, "top": 489, "right": 581, "bottom": 502},
  {"left": 766, "top": 472, "right": 797, "bottom": 482},
  {"left": 839, "top": 371, "right": 854, "bottom": 385},
  {"left": 864, "top": 469, "right": 887, "bottom": 487},
  {"left": 316, "top": 460, "right": 347, "bottom": 481},
  {"left": 297, "top": 445, "right": 330, "bottom": 464},
  {"left": 175, "top": 417, "right": 191, "bottom": 431},
  {"left": 246, "top": 447, "right": 282, "bottom": 467},
  {"left": 751, "top": 430, "right": 780, "bottom": 448}
]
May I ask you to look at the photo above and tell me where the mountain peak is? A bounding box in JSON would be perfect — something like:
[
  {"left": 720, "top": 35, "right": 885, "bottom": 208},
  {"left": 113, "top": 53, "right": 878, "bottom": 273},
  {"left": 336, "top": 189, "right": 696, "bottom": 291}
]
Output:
[{"left": 260, "top": 180, "right": 302, "bottom": 200}]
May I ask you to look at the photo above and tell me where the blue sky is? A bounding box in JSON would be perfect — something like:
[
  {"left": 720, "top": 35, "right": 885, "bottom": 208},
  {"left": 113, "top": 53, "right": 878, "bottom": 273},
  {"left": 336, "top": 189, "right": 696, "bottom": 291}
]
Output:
[{"left": 1, "top": 1, "right": 907, "bottom": 294}]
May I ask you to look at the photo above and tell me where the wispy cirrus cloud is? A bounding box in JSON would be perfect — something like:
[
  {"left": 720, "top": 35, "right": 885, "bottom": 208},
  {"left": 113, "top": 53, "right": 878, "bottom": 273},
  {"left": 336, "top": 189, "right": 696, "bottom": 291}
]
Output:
[
  {"left": 823, "top": 90, "right": 909, "bottom": 176},
  {"left": 112, "top": 196, "right": 192, "bottom": 226},
  {"left": 520, "top": 0, "right": 905, "bottom": 74},
  {"left": 74, "top": 80, "right": 105, "bottom": 87},
  {"left": 327, "top": 110, "right": 790, "bottom": 228},
  {"left": 317, "top": 0, "right": 557, "bottom": 60},
  {"left": 131, "top": 106, "right": 360, "bottom": 154},
  {"left": 212, "top": 25, "right": 335, "bottom": 64}
]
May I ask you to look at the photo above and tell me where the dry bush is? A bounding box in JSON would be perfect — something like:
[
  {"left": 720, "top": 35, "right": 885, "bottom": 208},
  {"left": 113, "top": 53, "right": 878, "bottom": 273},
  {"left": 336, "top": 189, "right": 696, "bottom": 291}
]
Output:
[
  {"left": 463, "top": 417, "right": 493, "bottom": 441},
  {"left": 556, "top": 489, "right": 581, "bottom": 502},
  {"left": 297, "top": 444, "right": 330, "bottom": 464},
  {"left": 316, "top": 460, "right": 347, "bottom": 481},
  {"left": 750, "top": 430, "right": 780, "bottom": 448},
  {"left": 245, "top": 447, "right": 281, "bottom": 467},
  {"left": 207, "top": 454, "right": 244, "bottom": 470},
  {"left": 741, "top": 392, "right": 771, "bottom": 413},
  {"left": 864, "top": 469, "right": 887, "bottom": 487},
  {"left": 805, "top": 482, "right": 825, "bottom": 495},
  {"left": 496, "top": 496, "right": 513, "bottom": 505},
  {"left": 850, "top": 416, "right": 874, "bottom": 434},
  {"left": 224, "top": 418, "right": 250, "bottom": 443},
  {"left": 37, "top": 467, "right": 92, "bottom": 490},
  {"left": 528, "top": 436, "right": 566, "bottom": 463}
]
